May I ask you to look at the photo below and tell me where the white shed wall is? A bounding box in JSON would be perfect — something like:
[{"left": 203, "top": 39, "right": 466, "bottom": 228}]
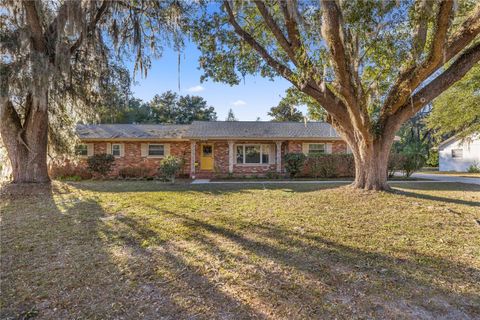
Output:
[{"left": 438, "top": 134, "right": 480, "bottom": 172}]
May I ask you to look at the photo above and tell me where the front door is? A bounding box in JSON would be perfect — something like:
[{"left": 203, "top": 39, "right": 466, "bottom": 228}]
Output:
[{"left": 200, "top": 144, "right": 214, "bottom": 170}]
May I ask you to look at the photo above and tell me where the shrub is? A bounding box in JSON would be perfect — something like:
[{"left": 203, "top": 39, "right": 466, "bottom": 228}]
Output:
[
  {"left": 308, "top": 154, "right": 337, "bottom": 178},
  {"left": 284, "top": 153, "right": 306, "bottom": 178},
  {"left": 158, "top": 155, "right": 182, "bottom": 183},
  {"left": 467, "top": 162, "right": 480, "bottom": 173},
  {"left": 305, "top": 154, "right": 355, "bottom": 178},
  {"left": 401, "top": 142, "right": 427, "bottom": 177},
  {"left": 87, "top": 153, "right": 115, "bottom": 176},
  {"left": 49, "top": 161, "right": 92, "bottom": 180},
  {"left": 387, "top": 153, "right": 406, "bottom": 178},
  {"left": 425, "top": 150, "right": 439, "bottom": 167},
  {"left": 265, "top": 170, "right": 280, "bottom": 179},
  {"left": 118, "top": 167, "right": 151, "bottom": 179}
]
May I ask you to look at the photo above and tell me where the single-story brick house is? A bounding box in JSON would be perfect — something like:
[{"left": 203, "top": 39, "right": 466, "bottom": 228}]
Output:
[{"left": 74, "top": 121, "right": 351, "bottom": 178}]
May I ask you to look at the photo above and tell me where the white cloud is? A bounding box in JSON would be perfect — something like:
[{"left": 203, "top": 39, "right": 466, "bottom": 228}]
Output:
[
  {"left": 187, "top": 85, "right": 205, "bottom": 93},
  {"left": 232, "top": 100, "right": 247, "bottom": 106}
]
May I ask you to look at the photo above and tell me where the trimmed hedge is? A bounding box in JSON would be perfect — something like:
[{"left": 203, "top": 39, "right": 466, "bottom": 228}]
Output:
[
  {"left": 118, "top": 167, "right": 151, "bottom": 179},
  {"left": 304, "top": 154, "right": 355, "bottom": 178}
]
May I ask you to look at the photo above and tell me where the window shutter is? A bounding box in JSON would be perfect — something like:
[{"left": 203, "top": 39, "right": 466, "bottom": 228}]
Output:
[
  {"left": 302, "top": 143, "right": 309, "bottom": 155},
  {"left": 119, "top": 143, "right": 125, "bottom": 157},
  {"left": 164, "top": 144, "right": 170, "bottom": 156},
  {"left": 326, "top": 143, "right": 333, "bottom": 154},
  {"left": 141, "top": 143, "right": 148, "bottom": 157},
  {"left": 106, "top": 143, "right": 112, "bottom": 155},
  {"left": 269, "top": 144, "right": 276, "bottom": 164},
  {"left": 87, "top": 143, "right": 94, "bottom": 157}
]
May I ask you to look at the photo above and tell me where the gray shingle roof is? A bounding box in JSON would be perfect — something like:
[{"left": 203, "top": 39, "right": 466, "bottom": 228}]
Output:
[
  {"left": 185, "top": 121, "right": 339, "bottom": 139},
  {"left": 76, "top": 124, "right": 190, "bottom": 140},
  {"left": 76, "top": 121, "right": 340, "bottom": 140}
]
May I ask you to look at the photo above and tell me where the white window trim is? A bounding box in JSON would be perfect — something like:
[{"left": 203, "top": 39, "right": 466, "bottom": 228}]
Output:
[
  {"left": 148, "top": 143, "right": 165, "bottom": 158},
  {"left": 236, "top": 144, "right": 270, "bottom": 165},
  {"left": 75, "top": 144, "right": 89, "bottom": 158},
  {"left": 451, "top": 149, "right": 463, "bottom": 159},
  {"left": 111, "top": 143, "right": 122, "bottom": 157},
  {"left": 308, "top": 143, "right": 326, "bottom": 154}
]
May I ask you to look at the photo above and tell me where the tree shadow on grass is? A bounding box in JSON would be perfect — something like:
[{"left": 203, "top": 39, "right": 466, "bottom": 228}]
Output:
[
  {"left": 0, "top": 183, "right": 263, "bottom": 319},
  {"left": 158, "top": 210, "right": 480, "bottom": 319},
  {"left": 68, "top": 180, "right": 343, "bottom": 195},
  {"left": 390, "top": 183, "right": 480, "bottom": 207}
]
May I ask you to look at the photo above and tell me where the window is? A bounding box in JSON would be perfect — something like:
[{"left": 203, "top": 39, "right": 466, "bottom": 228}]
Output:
[
  {"left": 236, "top": 146, "right": 244, "bottom": 163},
  {"left": 236, "top": 144, "right": 270, "bottom": 164},
  {"left": 308, "top": 143, "right": 325, "bottom": 155},
  {"left": 452, "top": 149, "right": 463, "bottom": 159},
  {"left": 148, "top": 144, "right": 164, "bottom": 156},
  {"left": 111, "top": 144, "right": 121, "bottom": 157},
  {"left": 262, "top": 145, "right": 270, "bottom": 163},
  {"left": 75, "top": 144, "right": 88, "bottom": 156}
]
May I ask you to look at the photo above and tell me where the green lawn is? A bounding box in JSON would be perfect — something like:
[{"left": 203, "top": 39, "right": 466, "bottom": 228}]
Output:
[{"left": 1, "top": 181, "right": 479, "bottom": 319}]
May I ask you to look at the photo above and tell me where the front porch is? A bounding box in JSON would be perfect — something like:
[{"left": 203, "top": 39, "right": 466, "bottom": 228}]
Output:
[{"left": 189, "top": 140, "right": 284, "bottom": 179}]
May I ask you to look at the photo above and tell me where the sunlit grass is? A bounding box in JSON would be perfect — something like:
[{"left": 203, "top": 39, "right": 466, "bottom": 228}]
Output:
[{"left": 1, "top": 181, "right": 479, "bottom": 319}]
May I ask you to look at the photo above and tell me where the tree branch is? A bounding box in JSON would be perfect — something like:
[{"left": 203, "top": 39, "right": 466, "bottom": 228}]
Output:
[
  {"left": 224, "top": 1, "right": 351, "bottom": 130},
  {"left": 393, "top": 41, "right": 480, "bottom": 124},
  {"left": 69, "top": 0, "right": 110, "bottom": 55},
  {"left": 253, "top": 1, "right": 297, "bottom": 64},
  {"left": 381, "top": 0, "right": 454, "bottom": 118},
  {"left": 279, "top": 0, "right": 301, "bottom": 50},
  {"left": 22, "top": 0, "right": 47, "bottom": 52},
  {"left": 320, "top": 0, "right": 370, "bottom": 139}
]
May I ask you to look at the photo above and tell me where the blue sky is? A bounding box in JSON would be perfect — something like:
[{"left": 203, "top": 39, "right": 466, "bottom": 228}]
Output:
[{"left": 127, "top": 41, "right": 302, "bottom": 121}]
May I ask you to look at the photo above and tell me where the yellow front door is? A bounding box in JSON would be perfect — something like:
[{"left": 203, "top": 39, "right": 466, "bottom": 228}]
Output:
[{"left": 200, "top": 144, "right": 214, "bottom": 170}]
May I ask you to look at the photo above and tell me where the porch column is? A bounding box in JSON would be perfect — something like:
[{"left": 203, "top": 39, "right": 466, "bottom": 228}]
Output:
[
  {"left": 276, "top": 141, "right": 282, "bottom": 173},
  {"left": 190, "top": 141, "right": 196, "bottom": 177},
  {"left": 228, "top": 141, "right": 234, "bottom": 174}
]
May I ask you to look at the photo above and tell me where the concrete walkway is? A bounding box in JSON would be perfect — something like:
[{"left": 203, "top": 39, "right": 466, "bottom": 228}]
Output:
[{"left": 408, "top": 172, "right": 480, "bottom": 185}]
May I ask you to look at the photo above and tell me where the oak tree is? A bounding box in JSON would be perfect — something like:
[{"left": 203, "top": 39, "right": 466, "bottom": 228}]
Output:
[
  {"left": 0, "top": 0, "right": 186, "bottom": 183},
  {"left": 193, "top": 0, "right": 480, "bottom": 190}
]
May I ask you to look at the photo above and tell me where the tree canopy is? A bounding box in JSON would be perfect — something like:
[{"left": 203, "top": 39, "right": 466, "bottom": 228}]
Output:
[
  {"left": 427, "top": 63, "right": 480, "bottom": 139},
  {"left": 97, "top": 91, "right": 217, "bottom": 124},
  {"left": 192, "top": 0, "right": 480, "bottom": 189},
  {"left": 268, "top": 101, "right": 304, "bottom": 122},
  {"left": 0, "top": 0, "right": 189, "bottom": 182}
]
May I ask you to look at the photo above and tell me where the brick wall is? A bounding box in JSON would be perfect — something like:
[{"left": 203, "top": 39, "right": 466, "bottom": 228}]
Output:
[
  {"left": 85, "top": 141, "right": 190, "bottom": 177},
  {"left": 52, "top": 139, "right": 350, "bottom": 179}
]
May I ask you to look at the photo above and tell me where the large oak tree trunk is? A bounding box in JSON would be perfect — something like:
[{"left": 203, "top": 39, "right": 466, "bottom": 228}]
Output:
[
  {"left": 343, "top": 126, "right": 397, "bottom": 191},
  {"left": 351, "top": 142, "right": 391, "bottom": 190},
  {"left": 0, "top": 93, "right": 50, "bottom": 183}
]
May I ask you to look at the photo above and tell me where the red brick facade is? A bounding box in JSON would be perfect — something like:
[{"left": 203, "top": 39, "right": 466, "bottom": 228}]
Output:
[{"left": 56, "top": 139, "right": 350, "bottom": 179}]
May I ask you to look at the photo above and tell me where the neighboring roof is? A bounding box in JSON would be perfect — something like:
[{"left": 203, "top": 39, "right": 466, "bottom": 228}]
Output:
[
  {"left": 438, "top": 132, "right": 479, "bottom": 149},
  {"left": 76, "top": 124, "right": 190, "bottom": 140},
  {"left": 185, "top": 121, "right": 340, "bottom": 139},
  {"left": 76, "top": 121, "right": 340, "bottom": 140}
]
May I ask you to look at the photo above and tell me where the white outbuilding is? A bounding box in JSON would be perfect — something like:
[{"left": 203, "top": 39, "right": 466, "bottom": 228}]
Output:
[{"left": 438, "top": 133, "right": 480, "bottom": 172}]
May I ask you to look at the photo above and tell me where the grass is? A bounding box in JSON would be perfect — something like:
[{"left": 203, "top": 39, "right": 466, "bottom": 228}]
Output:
[{"left": 1, "top": 181, "right": 479, "bottom": 319}]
